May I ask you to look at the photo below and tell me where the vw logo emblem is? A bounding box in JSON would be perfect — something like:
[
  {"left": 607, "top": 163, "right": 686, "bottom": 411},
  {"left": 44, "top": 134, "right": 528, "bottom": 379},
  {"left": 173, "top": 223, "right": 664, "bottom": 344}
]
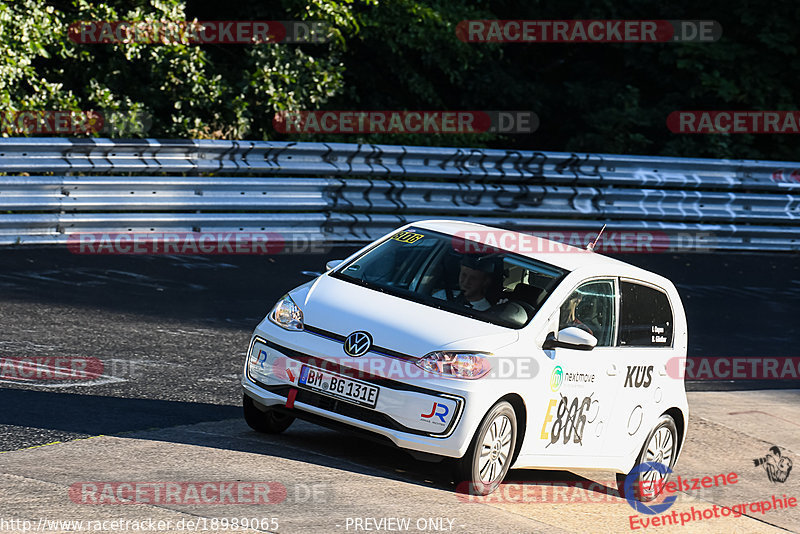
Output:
[{"left": 343, "top": 331, "right": 372, "bottom": 357}]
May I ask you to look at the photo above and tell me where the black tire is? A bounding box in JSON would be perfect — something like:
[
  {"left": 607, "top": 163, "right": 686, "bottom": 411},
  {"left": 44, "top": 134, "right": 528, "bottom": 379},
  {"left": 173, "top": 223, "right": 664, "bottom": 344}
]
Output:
[
  {"left": 617, "top": 414, "right": 678, "bottom": 502},
  {"left": 243, "top": 394, "right": 295, "bottom": 434},
  {"left": 454, "top": 401, "right": 517, "bottom": 496}
]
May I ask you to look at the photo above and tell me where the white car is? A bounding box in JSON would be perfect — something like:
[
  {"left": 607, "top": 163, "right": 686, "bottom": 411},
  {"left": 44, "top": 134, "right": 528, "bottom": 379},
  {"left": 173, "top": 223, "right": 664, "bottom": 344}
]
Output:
[{"left": 242, "top": 220, "right": 689, "bottom": 497}]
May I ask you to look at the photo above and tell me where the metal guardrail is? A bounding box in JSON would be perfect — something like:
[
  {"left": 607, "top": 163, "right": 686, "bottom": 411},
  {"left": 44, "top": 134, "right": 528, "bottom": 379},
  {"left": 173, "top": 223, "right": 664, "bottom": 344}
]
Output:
[{"left": 0, "top": 138, "right": 799, "bottom": 250}]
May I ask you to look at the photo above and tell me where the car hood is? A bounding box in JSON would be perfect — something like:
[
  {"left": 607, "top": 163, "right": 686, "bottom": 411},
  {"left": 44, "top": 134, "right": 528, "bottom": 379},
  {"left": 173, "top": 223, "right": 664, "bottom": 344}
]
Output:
[{"left": 293, "top": 275, "right": 519, "bottom": 358}]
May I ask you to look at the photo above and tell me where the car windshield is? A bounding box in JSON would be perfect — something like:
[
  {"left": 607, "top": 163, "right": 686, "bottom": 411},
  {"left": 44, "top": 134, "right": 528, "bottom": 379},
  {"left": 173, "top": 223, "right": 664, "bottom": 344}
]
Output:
[{"left": 331, "top": 228, "right": 567, "bottom": 328}]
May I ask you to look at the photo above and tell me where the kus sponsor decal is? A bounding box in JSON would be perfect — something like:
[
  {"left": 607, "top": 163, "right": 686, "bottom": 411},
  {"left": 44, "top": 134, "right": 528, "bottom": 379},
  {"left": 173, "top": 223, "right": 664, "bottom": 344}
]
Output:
[
  {"left": 624, "top": 366, "right": 654, "bottom": 388},
  {"left": 420, "top": 402, "right": 450, "bottom": 425}
]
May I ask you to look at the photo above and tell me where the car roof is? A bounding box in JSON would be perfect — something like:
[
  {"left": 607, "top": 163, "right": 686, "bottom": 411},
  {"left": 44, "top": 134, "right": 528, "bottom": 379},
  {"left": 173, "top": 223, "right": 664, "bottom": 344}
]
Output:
[{"left": 410, "top": 219, "right": 671, "bottom": 286}]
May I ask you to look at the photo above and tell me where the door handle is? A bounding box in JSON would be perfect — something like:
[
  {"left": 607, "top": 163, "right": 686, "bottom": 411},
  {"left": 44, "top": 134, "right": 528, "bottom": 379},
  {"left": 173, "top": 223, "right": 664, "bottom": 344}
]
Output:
[{"left": 607, "top": 363, "right": 618, "bottom": 376}]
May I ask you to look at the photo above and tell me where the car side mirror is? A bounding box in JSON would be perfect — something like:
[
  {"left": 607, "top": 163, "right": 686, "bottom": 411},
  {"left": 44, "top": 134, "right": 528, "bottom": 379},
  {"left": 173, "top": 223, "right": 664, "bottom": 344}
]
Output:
[
  {"left": 542, "top": 327, "right": 598, "bottom": 351},
  {"left": 325, "top": 259, "right": 344, "bottom": 271}
]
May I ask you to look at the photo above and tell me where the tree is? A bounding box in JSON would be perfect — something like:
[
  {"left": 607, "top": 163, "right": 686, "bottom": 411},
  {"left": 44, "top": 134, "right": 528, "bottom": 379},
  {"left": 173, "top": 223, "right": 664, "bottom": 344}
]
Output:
[{"left": 3, "top": 0, "right": 800, "bottom": 160}]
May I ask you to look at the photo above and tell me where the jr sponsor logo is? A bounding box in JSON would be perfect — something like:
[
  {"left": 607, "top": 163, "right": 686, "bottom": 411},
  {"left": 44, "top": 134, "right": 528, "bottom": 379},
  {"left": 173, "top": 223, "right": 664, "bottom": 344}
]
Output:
[
  {"left": 421, "top": 402, "right": 449, "bottom": 424},
  {"left": 624, "top": 365, "right": 654, "bottom": 388}
]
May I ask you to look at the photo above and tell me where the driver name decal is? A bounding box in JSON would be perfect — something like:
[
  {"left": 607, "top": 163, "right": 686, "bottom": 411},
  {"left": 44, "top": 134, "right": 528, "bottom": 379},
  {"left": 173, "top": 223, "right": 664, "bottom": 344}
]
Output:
[{"left": 652, "top": 325, "right": 668, "bottom": 343}]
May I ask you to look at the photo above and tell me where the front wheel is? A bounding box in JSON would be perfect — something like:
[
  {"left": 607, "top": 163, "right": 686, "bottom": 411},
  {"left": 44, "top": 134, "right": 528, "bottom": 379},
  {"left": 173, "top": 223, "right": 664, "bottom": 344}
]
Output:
[
  {"left": 454, "top": 401, "right": 517, "bottom": 496},
  {"left": 243, "top": 394, "right": 295, "bottom": 434},
  {"left": 617, "top": 414, "right": 678, "bottom": 502}
]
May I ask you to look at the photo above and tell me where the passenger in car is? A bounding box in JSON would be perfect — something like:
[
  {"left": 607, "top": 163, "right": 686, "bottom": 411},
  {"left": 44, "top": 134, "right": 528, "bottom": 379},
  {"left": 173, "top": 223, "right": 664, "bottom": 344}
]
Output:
[{"left": 560, "top": 292, "right": 594, "bottom": 335}]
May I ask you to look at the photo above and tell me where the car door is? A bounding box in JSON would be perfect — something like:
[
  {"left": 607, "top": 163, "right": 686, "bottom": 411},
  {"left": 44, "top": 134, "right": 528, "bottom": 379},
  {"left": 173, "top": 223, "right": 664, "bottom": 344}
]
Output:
[
  {"left": 534, "top": 278, "right": 621, "bottom": 460},
  {"left": 601, "top": 279, "right": 676, "bottom": 458}
]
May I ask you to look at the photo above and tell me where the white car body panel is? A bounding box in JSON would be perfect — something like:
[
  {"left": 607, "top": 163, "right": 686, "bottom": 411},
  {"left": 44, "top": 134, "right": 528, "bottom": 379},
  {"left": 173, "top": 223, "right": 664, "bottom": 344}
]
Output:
[{"left": 242, "top": 219, "right": 689, "bottom": 476}]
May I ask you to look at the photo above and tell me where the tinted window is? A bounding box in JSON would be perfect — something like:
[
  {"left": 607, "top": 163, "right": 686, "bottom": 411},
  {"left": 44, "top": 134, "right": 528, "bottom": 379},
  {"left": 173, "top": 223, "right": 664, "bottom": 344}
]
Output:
[
  {"left": 618, "top": 281, "right": 673, "bottom": 347},
  {"left": 559, "top": 280, "right": 616, "bottom": 347}
]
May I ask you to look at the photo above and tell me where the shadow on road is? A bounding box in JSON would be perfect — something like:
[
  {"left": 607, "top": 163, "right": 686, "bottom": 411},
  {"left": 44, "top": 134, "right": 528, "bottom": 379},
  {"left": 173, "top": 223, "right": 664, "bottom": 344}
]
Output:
[{"left": 0, "top": 388, "right": 239, "bottom": 437}]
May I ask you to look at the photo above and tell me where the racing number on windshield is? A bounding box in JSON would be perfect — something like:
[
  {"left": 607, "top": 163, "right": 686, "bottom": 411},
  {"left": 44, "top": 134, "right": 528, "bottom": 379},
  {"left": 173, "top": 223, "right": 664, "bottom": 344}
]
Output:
[{"left": 391, "top": 231, "right": 424, "bottom": 244}]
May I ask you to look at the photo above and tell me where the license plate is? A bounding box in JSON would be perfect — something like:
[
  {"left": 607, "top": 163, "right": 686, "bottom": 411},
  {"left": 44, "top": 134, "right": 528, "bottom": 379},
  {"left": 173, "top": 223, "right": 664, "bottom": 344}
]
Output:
[{"left": 298, "top": 365, "right": 379, "bottom": 408}]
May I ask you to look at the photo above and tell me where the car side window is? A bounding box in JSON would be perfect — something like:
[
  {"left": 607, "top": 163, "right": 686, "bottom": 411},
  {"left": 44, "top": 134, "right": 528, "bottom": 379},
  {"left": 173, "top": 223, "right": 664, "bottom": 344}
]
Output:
[
  {"left": 618, "top": 281, "right": 674, "bottom": 347},
  {"left": 558, "top": 279, "right": 616, "bottom": 347}
]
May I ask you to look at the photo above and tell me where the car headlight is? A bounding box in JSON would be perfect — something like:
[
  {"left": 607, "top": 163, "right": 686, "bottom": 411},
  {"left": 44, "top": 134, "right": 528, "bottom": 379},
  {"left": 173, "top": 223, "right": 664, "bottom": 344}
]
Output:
[
  {"left": 415, "top": 351, "right": 491, "bottom": 379},
  {"left": 268, "top": 294, "right": 304, "bottom": 331}
]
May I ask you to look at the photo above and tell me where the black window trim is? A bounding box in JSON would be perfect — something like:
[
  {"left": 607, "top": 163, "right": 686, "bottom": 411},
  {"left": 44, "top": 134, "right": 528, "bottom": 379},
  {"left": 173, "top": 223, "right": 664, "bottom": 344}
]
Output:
[{"left": 617, "top": 277, "right": 675, "bottom": 349}]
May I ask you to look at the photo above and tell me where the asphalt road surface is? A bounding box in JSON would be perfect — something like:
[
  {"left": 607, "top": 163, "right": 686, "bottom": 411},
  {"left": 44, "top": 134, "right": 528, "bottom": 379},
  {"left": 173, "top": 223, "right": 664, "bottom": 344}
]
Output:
[{"left": 0, "top": 247, "right": 798, "bottom": 448}]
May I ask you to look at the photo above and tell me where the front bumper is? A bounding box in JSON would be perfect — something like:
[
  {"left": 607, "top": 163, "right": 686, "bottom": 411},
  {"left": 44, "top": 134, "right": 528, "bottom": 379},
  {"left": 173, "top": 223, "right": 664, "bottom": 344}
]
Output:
[{"left": 240, "top": 322, "right": 494, "bottom": 458}]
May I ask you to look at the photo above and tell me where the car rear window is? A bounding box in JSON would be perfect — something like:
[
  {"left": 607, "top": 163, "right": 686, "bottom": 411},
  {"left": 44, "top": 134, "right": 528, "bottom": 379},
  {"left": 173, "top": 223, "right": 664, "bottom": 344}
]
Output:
[{"left": 618, "top": 280, "right": 674, "bottom": 347}]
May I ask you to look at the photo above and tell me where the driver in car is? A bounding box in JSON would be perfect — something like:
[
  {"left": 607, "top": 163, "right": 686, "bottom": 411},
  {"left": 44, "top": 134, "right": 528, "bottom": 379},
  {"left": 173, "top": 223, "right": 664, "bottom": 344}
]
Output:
[{"left": 433, "top": 256, "right": 495, "bottom": 311}]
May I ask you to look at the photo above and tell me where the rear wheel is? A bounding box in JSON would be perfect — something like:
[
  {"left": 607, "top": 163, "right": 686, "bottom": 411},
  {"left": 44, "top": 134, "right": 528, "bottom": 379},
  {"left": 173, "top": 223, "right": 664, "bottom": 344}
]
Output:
[
  {"left": 243, "top": 394, "right": 295, "bottom": 434},
  {"left": 454, "top": 401, "right": 517, "bottom": 496},
  {"left": 617, "top": 414, "right": 678, "bottom": 502}
]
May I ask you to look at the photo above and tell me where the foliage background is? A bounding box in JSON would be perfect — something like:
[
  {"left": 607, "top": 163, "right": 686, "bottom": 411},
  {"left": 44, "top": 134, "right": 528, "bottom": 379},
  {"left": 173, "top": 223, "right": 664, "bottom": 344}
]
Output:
[{"left": 3, "top": 0, "right": 799, "bottom": 160}]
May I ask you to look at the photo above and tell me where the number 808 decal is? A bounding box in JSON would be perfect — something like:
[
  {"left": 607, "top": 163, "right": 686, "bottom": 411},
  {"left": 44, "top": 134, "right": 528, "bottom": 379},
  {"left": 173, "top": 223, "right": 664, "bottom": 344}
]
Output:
[
  {"left": 391, "top": 231, "right": 424, "bottom": 244},
  {"left": 540, "top": 393, "right": 595, "bottom": 446}
]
